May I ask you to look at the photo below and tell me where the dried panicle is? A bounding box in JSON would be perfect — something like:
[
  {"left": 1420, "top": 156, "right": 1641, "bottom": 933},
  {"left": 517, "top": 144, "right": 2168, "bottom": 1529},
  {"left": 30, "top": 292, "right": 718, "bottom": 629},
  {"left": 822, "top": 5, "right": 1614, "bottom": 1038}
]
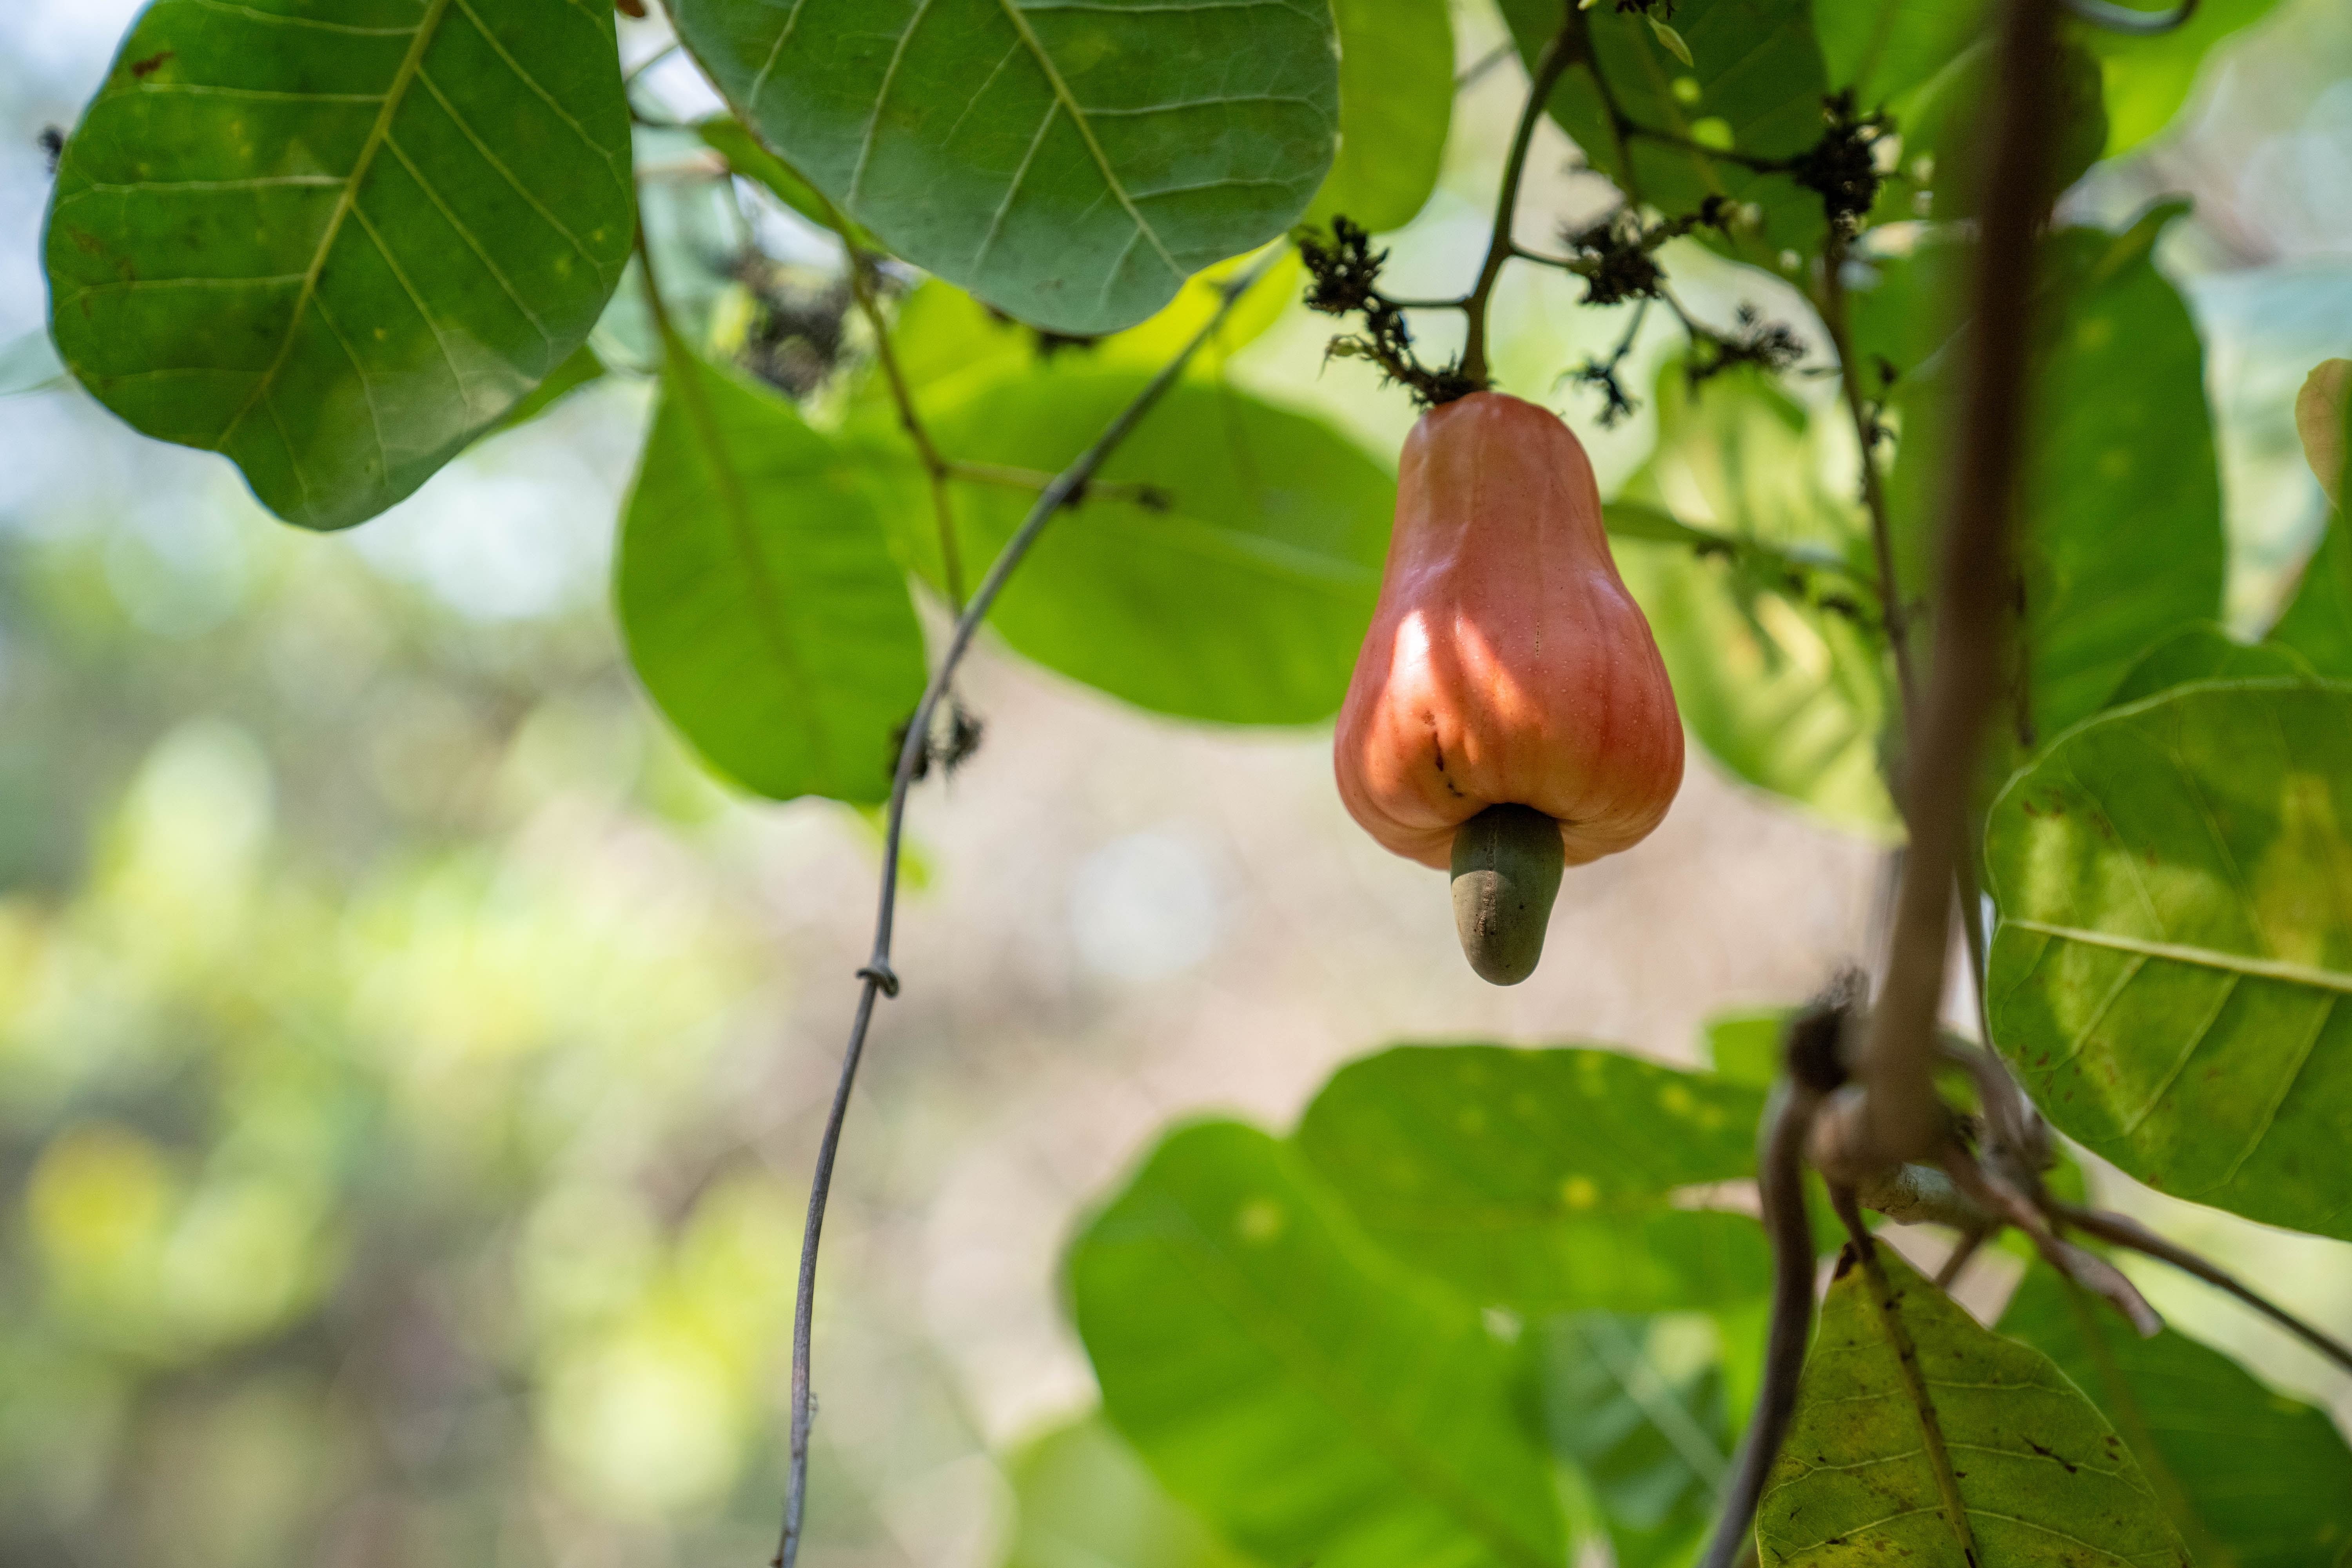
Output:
[
  {"left": 1791, "top": 90, "right": 1894, "bottom": 235},
  {"left": 1302, "top": 216, "right": 1478, "bottom": 405},
  {"left": 1687, "top": 305, "right": 1806, "bottom": 387}
]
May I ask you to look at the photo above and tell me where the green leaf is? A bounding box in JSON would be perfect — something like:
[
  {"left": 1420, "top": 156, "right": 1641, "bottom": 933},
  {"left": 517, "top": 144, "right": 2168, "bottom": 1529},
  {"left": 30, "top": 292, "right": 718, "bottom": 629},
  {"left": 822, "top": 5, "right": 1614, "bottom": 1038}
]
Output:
[
  {"left": 672, "top": 0, "right": 1338, "bottom": 337},
  {"left": 1496, "top": 0, "right": 1832, "bottom": 256},
  {"left": 1002, "top": 1416, "right": 1259, "bottom": 1568},
  {"left": 1307, "top": 0, "right": 1454, "bottom": 235},
  {"left": 1998, "top": 1262, "right": 2352, "bottom": 1568},
  {"left": 1618, "top": 368, "right": 1899, "bottom": 837},
  {"left": 2271, "top": 363, "right": 2352, "bottom": 675},
  {"left": 1704, "top": 1008, "right": 1790, "bottom": 1088},
  {"left": 2270, "top": 517, "right": 2352, "bottom": 678},
  {"left": 1758, "top": 1247, "right": 2189, "bottom": 1566},
  {"left": 1985, "top": 680, "right": 2352, "bottom": 1241},
  {"left": 1293, "top": 1045, "right": 1770, "bottom": 1312},
  {"left": 920, "top": 371, "right": 1392, "bottom": 726},
  {"left": 1810, "top": 0, "right": 1987, "bottom": 107},
  {"left": 1890, "top": 217, "right": 2225, "bottom": 751},
  {"left": 493, "top": 340, "right": 604, "bottom": 432},
  {"left": 1842, "top": 235, "right": 1969, "bottom": 383},
  {"left": 1070, "top": 1120, "right": 1566, "bottom": 1568},
  {"left": 1648, "top": 17, "right": 1696, "bottom": 68},
  {"left": 2086, "top": 0, "right": 2283, "bottom": 156},
  {"left": 617, "top": 341, "right": 927, "bottom": 805},
  {"left": 2298, "top": 359, "right": 2349, "bottom": 507},
  {"left": 1534, "top": 1312, "right": 1730, "bottom": 1568},
  {"left": 2106, "top": 623, "right": 2315, "bottom": 709},
  {"left": 44, "top": 0, "right": 635, "bottom": 530}
]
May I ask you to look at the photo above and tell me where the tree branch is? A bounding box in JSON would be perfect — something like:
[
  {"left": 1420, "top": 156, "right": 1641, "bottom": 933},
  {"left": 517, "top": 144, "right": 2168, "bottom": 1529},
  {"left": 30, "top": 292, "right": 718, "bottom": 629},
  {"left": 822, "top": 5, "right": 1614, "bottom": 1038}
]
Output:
[
  {"left": 770, "top": 245, "right": 1288, "bottom": 1568},
  {"left": 1816, "top": 0, "right": 2060, "bottom": 1178},
  {"left": 2052, "top": 1201, "right": 2352, "bottom": 1374}
]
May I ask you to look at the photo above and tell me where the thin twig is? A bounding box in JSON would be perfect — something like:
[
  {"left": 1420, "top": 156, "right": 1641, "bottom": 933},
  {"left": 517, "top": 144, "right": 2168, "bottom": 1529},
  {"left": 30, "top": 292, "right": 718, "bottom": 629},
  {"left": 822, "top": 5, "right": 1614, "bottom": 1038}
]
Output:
[
  {"left": 1697, "top": 1077, "right": 1822, "bottom": 1568},
  {"left": 1934, "top": 1227, "right": 1989, "bottom": 1289},
  {"left": 1816, "top": 230, "right": 1917, "bottom": 722},
  {"left": 1942, "top": 1150, "right": 2163, "bottom": 1335},
  {"left": 623, "top": 40, "right": 681, "bottom": 88},
  {"left": 1820, "top": 0, "right": 2061, "bottom": 1176},
  {"left": 771, "top": 246, "right": 1287, "bottom": 1568},
  {"left": 943, "top": 460, "right": 1167, "bottom": 508},
  {"left": 1624, "top": 122, "right": 1794, "bottom": 174},
  {"left": 846, "top": 254, "right": 965, "bottom": 606},
  {"left": 2053, "top": 1201, "right": 2352, "bottom": 1373},
  {"left": 1455, "top": 38, "right": 1518, "bottom": 91},
  {"left": 1460, "top": 16, "right": 1580, "bottom": 386}
]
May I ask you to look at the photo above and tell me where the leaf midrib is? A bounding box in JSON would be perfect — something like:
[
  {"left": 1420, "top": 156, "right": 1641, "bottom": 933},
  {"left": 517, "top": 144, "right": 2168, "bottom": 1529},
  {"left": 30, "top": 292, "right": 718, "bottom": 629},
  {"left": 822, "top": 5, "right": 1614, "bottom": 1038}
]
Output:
[
  {"left": 992, "top": 0, "right": 1180, "bottom": 278},
  {"left": 218, "top": 0, "right": 454, "bottom": 453},
  {"left": 2003, "top": 920, "right": 2352, "bottom": 996},
  {"left": 656, "top": 334, "right": 831, "bottom": 779}
]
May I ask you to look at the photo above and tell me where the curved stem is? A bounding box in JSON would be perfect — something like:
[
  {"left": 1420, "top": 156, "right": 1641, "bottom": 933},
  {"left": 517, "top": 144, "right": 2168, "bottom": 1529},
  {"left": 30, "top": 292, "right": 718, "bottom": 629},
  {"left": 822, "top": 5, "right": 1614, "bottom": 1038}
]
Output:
[
  {"left": 770, "top": 245, "right": 1287, "bottom": 1568},
  {"left": 1817, "top": 230, "right": 1917, "bottom": 726},
  {"left": 1698, "top": 1079, "right": 1821, "bottom": 1568},
  {"left": 847, "top": 254, "right": 965, "bottom": 606},
  {"left": 1460, "top": 17, "right": 1579, "bottom": 387}
]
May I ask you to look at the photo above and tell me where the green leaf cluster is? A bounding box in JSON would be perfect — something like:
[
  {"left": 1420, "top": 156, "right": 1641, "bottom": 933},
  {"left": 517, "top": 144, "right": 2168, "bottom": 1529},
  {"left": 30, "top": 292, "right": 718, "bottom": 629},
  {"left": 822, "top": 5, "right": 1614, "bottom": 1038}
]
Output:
[{"left": 1060, "top": 1039, "right": 1780, "bottom": 1568}]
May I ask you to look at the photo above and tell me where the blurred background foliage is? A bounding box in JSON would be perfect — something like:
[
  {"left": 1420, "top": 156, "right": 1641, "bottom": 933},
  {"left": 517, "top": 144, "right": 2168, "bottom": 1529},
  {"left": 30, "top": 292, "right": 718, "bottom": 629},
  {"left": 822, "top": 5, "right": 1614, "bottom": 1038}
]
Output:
[{"left": 3, "top": 2, "right": 2351, "bottom": 1567}]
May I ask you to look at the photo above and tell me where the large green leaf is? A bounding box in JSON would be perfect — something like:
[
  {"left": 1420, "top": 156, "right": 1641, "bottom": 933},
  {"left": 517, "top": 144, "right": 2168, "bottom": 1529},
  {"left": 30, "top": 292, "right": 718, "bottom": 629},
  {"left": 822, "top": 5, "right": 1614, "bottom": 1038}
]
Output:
[
  {"left": 617, "top": 341, "right": 927, "bottom": 805},
  {"left": 671, "top": 0, "right": 1338, "bottom": 336},
  {"left": 2106, "top": 623, "right": 2315, "bottom": 709},
  {"left": 1070, "top": 1120, "right": 1565, "bottom": 1568},
  {"left": 1618, "top": 369, "right": 1898, "bottom": 837},
  {"left": 1307, "top": 0, "right": 1453, "bottom": 235},
  {"left": 1293, "top": 1045, "right": 1770, "bottom": 1312},
  {"left": 2087, "top": 0, "right": 2282, "bottom": 156},
  {"left": 1810, "top": 0, "right": 1985, "bottom": 107},
  {"left": 1534, "top": 1313, "right": 1730, "bottom": 1568},
  {"left": 1758, "top": 1248, "right": 2188, "bottom": 1566},
  {"left": 1890, "top": 217, "right": 2225, "bottom": 752},
  {"left": 1497, "top": 0, "right": 1831, "bottom": 256},
  {"left": 1002, "top": 1416, "right": 1259, "bottom": 1568},
  {"left": 920, "top": 371, "right": 1391, "bottom": 725},
  {"left": 44, "top": 0, "right": 634, "bottom": 531},
  {"left": 1986, "top": 680, "right": 2352, "bottom": 1240},
  {"left": 1998, "top": 1263, "right": 2352, "bottom": 1568}
]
